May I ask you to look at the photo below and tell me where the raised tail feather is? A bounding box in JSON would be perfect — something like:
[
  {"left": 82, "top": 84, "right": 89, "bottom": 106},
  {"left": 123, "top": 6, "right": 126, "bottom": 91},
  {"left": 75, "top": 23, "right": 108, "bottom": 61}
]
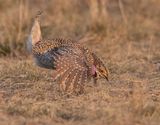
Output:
[{"left": 27, "top": 11, "right": 42, "bottom": 53}]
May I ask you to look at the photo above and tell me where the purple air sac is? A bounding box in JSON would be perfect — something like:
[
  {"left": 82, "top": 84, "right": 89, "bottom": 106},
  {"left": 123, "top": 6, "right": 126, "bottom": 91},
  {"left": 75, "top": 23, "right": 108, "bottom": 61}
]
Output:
[{"left": 91, "top": 65, "right": 97, "bottom": 77}]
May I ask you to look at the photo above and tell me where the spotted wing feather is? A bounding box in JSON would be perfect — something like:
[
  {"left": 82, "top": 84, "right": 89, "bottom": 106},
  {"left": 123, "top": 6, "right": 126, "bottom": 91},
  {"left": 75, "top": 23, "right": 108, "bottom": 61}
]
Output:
[
  {"left": 33, "top": 42, "right": 75, "bottom": 69},
  {"left": 52, "top": 53, "right": 90, "bottom": 93}
]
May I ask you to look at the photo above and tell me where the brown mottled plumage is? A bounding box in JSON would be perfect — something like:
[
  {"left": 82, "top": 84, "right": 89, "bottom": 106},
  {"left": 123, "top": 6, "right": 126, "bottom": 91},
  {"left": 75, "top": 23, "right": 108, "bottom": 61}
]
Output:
[{"left": 28, "top": 12, "right": 109, "bottom": 94}]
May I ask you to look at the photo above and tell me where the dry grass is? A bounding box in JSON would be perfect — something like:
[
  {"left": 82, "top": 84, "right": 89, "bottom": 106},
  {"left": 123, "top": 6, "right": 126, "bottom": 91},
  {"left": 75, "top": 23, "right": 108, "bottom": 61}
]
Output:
[{"left": 0, "top": 0, "right": 160, "bottom": 125}]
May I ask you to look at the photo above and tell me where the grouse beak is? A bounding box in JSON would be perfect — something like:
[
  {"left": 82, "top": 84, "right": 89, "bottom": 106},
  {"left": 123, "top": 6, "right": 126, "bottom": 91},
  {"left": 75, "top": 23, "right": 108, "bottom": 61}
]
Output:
[{"left": 105, "top": 76, "right": 109, "bottom": 81}]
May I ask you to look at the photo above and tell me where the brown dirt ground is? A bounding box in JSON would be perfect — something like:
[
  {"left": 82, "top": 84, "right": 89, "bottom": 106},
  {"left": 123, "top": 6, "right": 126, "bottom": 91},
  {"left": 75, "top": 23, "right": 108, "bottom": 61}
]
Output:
[{"left": 0, "top": 38, "right": 160, "bottom": 125}]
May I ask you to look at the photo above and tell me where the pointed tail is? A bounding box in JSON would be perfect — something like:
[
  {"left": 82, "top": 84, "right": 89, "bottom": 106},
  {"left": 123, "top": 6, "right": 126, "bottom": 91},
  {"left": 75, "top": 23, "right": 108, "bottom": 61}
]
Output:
[{"left": 27, "top": 11, "right": 42, "bottom": 53}]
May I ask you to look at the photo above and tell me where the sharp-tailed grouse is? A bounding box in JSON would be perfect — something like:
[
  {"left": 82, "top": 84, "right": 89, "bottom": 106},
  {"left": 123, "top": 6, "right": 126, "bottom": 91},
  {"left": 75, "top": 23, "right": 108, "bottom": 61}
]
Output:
[{"left": 27, "top": 13, "right": 109, "bottom": 94}]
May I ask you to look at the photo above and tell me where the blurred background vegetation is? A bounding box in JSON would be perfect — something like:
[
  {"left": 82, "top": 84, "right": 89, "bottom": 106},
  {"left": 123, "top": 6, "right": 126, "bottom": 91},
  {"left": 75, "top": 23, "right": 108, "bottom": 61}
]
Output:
[{"left": 0, "top": 0, "right": 159, "bottom": 56}]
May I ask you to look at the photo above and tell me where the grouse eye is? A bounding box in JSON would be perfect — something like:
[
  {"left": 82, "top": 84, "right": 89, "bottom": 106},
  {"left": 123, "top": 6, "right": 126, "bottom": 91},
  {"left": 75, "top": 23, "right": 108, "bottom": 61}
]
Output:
[{"left": 100, "top": 69, "right": 104, "bottom": 73}]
